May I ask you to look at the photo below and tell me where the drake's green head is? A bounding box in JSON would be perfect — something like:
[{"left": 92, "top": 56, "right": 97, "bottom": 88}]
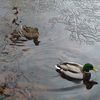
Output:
[{"left": 83, "top": 63, "right": 98, "bottom": 72}]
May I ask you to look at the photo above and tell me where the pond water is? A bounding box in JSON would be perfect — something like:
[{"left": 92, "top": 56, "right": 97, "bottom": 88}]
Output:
[
  {"left": 16, "top": 38, "right": 100, "bottom": 100},
  {"left": 0, "top": 0, "right": 100, "bottom": 100}
]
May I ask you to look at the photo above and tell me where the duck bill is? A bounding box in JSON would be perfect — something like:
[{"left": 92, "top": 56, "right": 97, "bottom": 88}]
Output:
[{"left": 93, "top": 67, "right": 98, "bottom": 72}]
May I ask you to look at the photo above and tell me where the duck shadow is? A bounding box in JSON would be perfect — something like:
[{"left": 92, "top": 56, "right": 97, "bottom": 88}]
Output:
[
  {"left": 48, "top": 84, "right": 84, "bottom": 92},
  {"left": 47, "top": 81, "right": 98, "bottom": 93}
]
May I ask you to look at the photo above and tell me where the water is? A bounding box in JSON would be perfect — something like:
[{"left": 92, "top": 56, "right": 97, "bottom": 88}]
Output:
[{"left": 0, "top": 0, "right": 100, "bottom": 100}]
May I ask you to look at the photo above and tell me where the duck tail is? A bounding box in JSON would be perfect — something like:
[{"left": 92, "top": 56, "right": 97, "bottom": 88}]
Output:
[
  {"left": 55, "top": 64, "right": 60, "bottom": 69},
  {"left": 55, "top": 64, "right": 62, "bottom": 73}
]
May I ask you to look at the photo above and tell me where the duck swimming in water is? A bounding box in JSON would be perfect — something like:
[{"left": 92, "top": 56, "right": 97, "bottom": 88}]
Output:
[
  {"left": 20, "top": 25, "right": 40, "bottom": 46},
  {"left": 55, "top": 62, "right": 98, "bottom": 82},
  {"left": 55, "top": 62, "right": 98, "bottom": 89}
]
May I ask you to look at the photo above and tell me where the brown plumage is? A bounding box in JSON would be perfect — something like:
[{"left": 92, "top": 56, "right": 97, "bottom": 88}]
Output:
[
  {"left": 21, "top": 25, "right": 40, "bottom": 46},
  {"left": 83, "top": 73, "right": 98, "bottom": 89}
]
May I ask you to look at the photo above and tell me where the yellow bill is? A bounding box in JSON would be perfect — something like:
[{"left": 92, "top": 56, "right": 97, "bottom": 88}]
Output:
[{"left": 93, "top": 67, "right": 98, "bottom": 72}]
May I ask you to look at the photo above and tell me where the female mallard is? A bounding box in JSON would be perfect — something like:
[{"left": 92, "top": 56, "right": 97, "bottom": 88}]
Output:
[
  {"left": 55, "top": 62, "right": 98, "bottom": 82},
  {"left": 20, "top": 25, "right": 40, "bottom": 46}
]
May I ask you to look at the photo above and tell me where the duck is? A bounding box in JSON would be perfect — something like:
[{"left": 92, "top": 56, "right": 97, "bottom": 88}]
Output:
[
  {"left": 20, "top": 25, "right": 40, "bottom": 46},
  {"left": 20, "top": 25, "right": 39, "bottom": 40},
  {"left": 55, "top": 62, "right": 98, "bottom": 82}
]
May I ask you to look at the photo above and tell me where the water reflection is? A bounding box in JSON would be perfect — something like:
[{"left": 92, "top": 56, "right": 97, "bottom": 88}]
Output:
[
  {"left": 83, "top": 80, "right": 98, "bottom": 90},
  {"left": 56, "top": 69, "right": 98, "bottom": 90}
]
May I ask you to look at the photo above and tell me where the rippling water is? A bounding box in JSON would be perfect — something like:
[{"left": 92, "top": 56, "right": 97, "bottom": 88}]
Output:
[
  {"left": 0, "top": 0, "right": 100, "bottom": 100},
  {"left": 17, "top": 39, "right": 100, "bottom": 100}
]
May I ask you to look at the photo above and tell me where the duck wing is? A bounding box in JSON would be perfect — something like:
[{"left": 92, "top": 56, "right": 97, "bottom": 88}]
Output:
[
  {"left": 56, "top": 62, "right": 83, "bottom": 73},
  {"left": 62, "top": 70, "right": 83, "bottom": 80},
  {"left": 55, "top": 64, "right": 83, "bottom": 81}
]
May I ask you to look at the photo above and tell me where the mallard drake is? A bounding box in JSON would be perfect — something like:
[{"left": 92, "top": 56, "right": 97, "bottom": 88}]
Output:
[{"left": 55, "top": 62, "right": 98, "bottom": 82}]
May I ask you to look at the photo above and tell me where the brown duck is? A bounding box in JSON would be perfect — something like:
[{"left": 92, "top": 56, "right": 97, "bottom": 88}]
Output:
[{"left": 21, "top": 25, "right": 40, "bottom": 46}]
